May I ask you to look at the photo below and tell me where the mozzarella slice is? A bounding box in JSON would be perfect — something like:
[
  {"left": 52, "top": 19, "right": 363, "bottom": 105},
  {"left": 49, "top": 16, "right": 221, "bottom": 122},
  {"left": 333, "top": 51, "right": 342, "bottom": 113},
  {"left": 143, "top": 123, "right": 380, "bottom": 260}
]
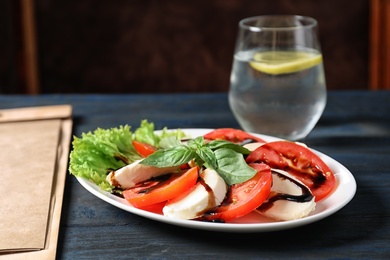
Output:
[
  {"left": 243, "top": 142, "right": 265, "bottom": 151},
  {"left": 257, "top": 169, "right": 316, "bottom": 221},
  {"left": 163, "top": 168, "right": 228, "bottom": 220},
  {"left": 106, "top": 160, "right": 179, "bottom": 189}
]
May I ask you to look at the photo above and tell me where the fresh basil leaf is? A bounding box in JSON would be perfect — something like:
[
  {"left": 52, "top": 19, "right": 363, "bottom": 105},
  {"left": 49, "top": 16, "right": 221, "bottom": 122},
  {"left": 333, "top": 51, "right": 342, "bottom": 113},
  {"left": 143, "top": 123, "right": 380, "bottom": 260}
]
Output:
[
  {"left": 140, "top": 146, "right": 195, "bottom": 167},
  {"left": 187, "top": 136, "right": 205, "bottom": 149},
  {"left": 214, "top": 148, "right": 257, "bottom": 185},
  {"left": 197, "top": 146, "right": 218, "bottom": 170},
  {"left": 206, "top": 140, "right": 251, "bottom": 155},
  {"left": 192, "top": 153, "right": 204, "bottom": 168}
]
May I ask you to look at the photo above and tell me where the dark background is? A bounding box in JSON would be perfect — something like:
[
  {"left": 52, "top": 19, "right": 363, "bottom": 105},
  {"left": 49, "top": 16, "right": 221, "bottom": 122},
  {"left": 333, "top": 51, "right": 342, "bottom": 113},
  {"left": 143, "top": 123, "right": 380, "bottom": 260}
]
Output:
[{"left": 0, "top": 0, "right": 369, "bottom": 94}]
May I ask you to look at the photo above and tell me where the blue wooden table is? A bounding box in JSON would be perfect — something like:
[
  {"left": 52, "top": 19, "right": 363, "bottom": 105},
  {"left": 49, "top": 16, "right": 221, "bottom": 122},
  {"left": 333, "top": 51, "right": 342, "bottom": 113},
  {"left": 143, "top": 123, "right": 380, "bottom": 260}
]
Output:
[{"left": 1, "top": 91, "right": 389, "bottom": 259}]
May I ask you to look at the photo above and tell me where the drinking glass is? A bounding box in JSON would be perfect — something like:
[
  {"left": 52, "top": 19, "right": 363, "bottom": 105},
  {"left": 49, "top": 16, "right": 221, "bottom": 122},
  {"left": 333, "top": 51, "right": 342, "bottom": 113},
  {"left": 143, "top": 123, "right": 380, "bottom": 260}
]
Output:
[{"left": 228, "top": 15, "right": 327, "bottom": 140}]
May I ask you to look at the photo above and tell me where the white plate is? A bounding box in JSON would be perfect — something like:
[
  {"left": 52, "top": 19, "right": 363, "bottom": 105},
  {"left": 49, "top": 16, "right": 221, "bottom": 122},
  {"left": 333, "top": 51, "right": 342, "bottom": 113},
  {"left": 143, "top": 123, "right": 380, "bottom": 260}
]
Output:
[{"left": 76, "top": 128, "right": 357, "bottom": 233}]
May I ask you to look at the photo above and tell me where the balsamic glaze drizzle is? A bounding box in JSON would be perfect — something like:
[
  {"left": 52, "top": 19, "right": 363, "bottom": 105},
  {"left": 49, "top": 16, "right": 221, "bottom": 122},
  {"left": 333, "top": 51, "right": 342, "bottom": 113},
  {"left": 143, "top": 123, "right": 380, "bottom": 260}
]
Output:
[{"left": 257, "top": 170, "right": 314, "bottom": 211}]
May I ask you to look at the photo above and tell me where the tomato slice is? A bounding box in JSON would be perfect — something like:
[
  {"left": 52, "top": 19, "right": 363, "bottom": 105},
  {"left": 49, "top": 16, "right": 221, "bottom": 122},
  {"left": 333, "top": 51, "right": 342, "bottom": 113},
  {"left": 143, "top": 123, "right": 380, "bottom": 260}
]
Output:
[
  {"left": 123, "top": 166, "right": 199, "bottom": 208},
  {"left": 204, "top": 128, "right": 265, "bottom": 143},
  {"left": 246, "top": 141, "right": 336, "bottom": 201},
  {"left": 132, "top": 140, "right": 157, "bottom": 157},
  {"left": 140, "top": 201, "right": 166, "bottom": 214},
  {"left": 200, "top": 163, "right": 272, "bottom": 222}
]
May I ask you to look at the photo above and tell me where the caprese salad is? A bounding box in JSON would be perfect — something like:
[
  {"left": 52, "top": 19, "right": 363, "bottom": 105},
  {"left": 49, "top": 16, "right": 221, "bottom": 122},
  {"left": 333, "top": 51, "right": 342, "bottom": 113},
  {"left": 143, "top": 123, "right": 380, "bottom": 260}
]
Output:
[{"left": 69, "top": 120, "right": 336, "bottom": 223}]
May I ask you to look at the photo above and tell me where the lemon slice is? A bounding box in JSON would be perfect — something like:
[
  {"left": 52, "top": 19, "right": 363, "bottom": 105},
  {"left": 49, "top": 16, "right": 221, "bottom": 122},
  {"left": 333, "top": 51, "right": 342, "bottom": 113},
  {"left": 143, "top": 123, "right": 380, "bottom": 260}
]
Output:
[{"left": 249, "top": 51, "right": 322, "bottom": 75}]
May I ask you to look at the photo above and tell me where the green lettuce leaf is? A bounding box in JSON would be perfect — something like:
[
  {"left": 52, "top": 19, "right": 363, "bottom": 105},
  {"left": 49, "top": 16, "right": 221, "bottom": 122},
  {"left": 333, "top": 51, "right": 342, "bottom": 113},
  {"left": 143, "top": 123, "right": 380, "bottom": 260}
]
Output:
[
  {"left": 69, "top": 120, "right": 188, "bottom": 192},
  {"left": 133, "top": 120, "right": 160, "bottom": 146},
  {"left": 69, "top": 125, "right": 142, "bottom": 191}
]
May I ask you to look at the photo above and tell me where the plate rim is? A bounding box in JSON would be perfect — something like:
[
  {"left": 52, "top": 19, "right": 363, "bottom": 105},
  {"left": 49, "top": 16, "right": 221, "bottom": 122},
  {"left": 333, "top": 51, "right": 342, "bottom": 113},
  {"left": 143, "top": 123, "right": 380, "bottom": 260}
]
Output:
[{"left": 75, "top": 128, "right": 357, "bottom": 233}]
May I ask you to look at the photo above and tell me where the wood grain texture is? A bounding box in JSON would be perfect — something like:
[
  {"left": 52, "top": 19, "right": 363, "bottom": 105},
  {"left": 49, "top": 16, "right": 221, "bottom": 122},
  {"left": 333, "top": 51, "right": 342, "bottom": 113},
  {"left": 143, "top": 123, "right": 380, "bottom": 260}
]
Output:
[{"left": 0, "top": 92, "right": 389, "bottom": 259}]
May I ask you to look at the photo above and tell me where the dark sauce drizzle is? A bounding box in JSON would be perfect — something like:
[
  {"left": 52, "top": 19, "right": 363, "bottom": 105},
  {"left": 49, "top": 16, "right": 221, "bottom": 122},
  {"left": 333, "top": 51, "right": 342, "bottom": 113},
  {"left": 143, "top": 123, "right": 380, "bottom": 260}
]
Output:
[
  {"left": 112, "top": 188, "right": 124, "bottom": 198},
  {"left": 196, "top": 177, "right": 218, "bottom": 215},
  {"left": 113, "top": 154, "right": 130, "bottom": 165},
  {"left": 239, "top": 138, "right": 258, "bottom": 146},
  {"left": 110, "top": 173, "right": 173, "bottom": 198},
  {"left": 194, "top": 176, "right": 228, "bottom": 223},
  {"left": 198, "top": 170, "right": 314, "bottom": 222},
  {"left": 257, "top": 170, "right": 314, "bottom": 211},
  {"left": 136, "top": 174, "right": 173, "bottom": 194},
  {"left": 110, "top": 138, "right": 314, "bottom": 220},
  {"left": 108, "top": 138, "right": 259, "bottom": 201}
]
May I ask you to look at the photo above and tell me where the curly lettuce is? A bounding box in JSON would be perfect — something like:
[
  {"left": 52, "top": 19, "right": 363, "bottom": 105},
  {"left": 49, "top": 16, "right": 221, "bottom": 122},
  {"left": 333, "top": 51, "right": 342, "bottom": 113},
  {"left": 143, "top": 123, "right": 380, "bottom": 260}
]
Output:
[{"left": 69, "top": 120, "right": 186, "bottom": 192}]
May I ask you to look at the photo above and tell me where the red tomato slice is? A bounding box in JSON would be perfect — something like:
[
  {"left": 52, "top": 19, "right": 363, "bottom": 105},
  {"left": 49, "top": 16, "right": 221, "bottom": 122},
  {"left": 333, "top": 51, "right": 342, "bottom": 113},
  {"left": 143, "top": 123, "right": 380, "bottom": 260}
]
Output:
[
  {"left": 123, "top": 166, "right": 199, "bottom": 209},
  {"left": 132, "top": 140, "right": 157, "bottom": 157},
  {"left": 204, "top": 128, "right": 265, "bottom": 143},
  {"left": 200, "top": 163, "right": 272, "bottom": 222},
  {"left": 246, "top": 141, "right": 336, "bottom": 201},
  {"left": 140, "top": 201, "right": 166, "bottom": 214}
]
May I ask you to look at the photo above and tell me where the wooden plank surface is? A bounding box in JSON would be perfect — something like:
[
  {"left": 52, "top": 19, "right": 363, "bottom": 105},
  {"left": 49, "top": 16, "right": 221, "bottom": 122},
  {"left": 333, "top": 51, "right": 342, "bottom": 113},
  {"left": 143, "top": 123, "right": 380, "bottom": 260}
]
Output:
[{"left": 0, "top": 92, "right": 389, "bottom": 259}]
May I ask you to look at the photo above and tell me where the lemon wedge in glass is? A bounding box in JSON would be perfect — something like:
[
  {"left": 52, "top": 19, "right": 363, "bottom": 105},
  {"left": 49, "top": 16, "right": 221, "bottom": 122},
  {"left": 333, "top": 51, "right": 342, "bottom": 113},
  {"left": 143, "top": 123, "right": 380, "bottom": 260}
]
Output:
[{"left": 249, "top": 51, "right": 323, "bottom": 75}]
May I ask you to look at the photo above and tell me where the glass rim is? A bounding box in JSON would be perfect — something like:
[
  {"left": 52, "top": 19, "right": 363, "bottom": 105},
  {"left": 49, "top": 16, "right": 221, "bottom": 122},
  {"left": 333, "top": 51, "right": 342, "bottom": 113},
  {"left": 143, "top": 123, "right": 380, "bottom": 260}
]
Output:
[{"left": 239, "top": 15, "right": 318, "bottom": 32}]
